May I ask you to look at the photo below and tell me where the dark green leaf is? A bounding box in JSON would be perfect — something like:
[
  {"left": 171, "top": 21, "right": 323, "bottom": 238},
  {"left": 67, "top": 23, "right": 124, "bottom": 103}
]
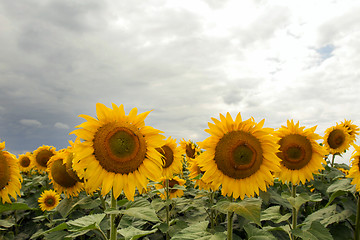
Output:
[
  {"left": 327, "top": 178, "right": 356, "bottom": 194},
  {"left": 171, "top": 221, "right": 210, "bottom": 240},
  {"left": 214, "top": 198, "right": 262, "bottom": 226},
  {"left": 120, "top": 207, "right": 160, "bottom": 222},
  {"left": 244, "top": 224, "right": 276, "bottom": 240},
  {"left": 0, "top": 202, "right": 33, "bottom": 213},
  {"left": 117, "top": 226, "right": 157, "bottom": 240},
  {"left": 260, "top": 206, "right": 291, "bottom": 224},
  {"left": 292, "top": 221, "right": 333, "bottom": 240}
]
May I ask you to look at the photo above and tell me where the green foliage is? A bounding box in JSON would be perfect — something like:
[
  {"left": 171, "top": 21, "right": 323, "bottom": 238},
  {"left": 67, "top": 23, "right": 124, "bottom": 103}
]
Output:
[{"left": 1, "top": 158, "right": 359, "bottom": 239}]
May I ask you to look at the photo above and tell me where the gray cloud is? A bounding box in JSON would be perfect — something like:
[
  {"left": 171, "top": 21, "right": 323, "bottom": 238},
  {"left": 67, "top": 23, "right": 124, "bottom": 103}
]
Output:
[
  {"left": 19, "top": 119, "right": 42, "bottom": 128},
  {"left": 1, "top": 0, "right": 360, "bottom": 166}
]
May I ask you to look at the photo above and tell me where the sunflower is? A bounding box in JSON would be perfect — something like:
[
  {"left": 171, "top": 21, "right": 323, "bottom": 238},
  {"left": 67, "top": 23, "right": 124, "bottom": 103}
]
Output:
[
  {"left": 157, "top": 137, "right": 183, "bottom": 179},
  {"left": 155, "top": 176, "right": 186, "bottom": 200},
  {"left": 347, "top": 145, "right": 360, "bottom": 192},
  {"left": 46, "top": 150, "right": 84, "bottom": 198},
  {"left": 188, "top": 155, "right": 216, "bottom": 191},
  {"left": 274, "top": 120, "right": 328, "bottom": 185},
  {"left": 340, "top": 119, "right": 359, "bottom": 145},
  {"left": 18, "top": 152, "right": 33, "bottom": 173},
  {"left": 179, "top": 139, "right": 201, "bottom": 162},
  {"left": 323, "top": 124, "right": 351, "bottom": 155},
  {"left": 32, "top": 145, "right": 56, "bottom": 173},
  {"left": 0, "top": 141, "right": 22, "bottom": 203},
  {"left": 197, "top": 113, "right": 280, "bottom": 200},
  {"left": 70, "top": 103, "right": 165, "bottom": 201},
  {"left": 38, "top": 189, "right": 61, "bottom": 211}
]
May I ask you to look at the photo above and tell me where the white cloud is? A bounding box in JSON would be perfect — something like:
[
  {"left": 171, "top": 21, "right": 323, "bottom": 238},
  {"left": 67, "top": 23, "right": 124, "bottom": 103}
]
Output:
[
  {"left": 54, "top": 122, "right": 70, "bottom": 129},
  {"left": 19, "top": 119, "right": 42, "bottom": 128}
]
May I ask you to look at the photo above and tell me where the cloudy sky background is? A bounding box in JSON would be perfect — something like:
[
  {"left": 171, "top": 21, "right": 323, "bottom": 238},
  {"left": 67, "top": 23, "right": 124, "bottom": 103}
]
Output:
[{"left": 1, "top": 0, "right": 359, "bottom": 164}]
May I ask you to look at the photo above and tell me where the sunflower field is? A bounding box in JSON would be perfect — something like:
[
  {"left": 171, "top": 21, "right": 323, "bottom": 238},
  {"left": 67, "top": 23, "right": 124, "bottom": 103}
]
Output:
[{"left": 1, "top": 103, "right": 360, "bottom": 240}]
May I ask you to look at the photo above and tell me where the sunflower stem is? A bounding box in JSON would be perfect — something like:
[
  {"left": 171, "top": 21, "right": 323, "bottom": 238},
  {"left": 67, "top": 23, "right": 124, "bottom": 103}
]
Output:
[
  {"left": 331, "top": 154, "right": 336, "bottom": 168},
  {"left": 227, "top": 196, "right": 234, "bottom": 240},
  {"left": 291, "top": 184, "right": 297, "bottom": 240},
  {"left": 209, "top": 190, "right": 215, "bottom": 229},
  {"left": 355, "top": 193, "right": 360, "bottom": 240},
  {"left": 110, "top": 190, "right": 117, "bottom": 240},
  {"left": 165, "top": 179, "right": 170, "bottom": 240}
]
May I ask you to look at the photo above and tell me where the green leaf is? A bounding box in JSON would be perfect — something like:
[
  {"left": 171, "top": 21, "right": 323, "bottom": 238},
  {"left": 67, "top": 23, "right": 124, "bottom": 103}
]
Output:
[
  {"left": 30, "top": 223, "right": 68, "bottom": 239},
  {"left": 302, "top": 205, "right": 352, "bottom": 229},
  {"left": 120, "top": 207, "right": 160, "bottom": 222},
  {"left": 0, "top": 219, "right": 15, "bottom": 228},
  {"left": 325, "top": 190, "right": 347, "bottom": 207},
  {"left": 327, "top": 178, "right": 356, "bottom": 194},
  {"left": 171, "top": 221, "right": 211, "bottom": 240},
  {"left": 214, "top": 198, "right": 262, "bottom": 226},
  {"left": 244, "top": 224, "right": 276, "bottom": 240},
  {"left": 0, "top": 202, "right": 33, "bottom": 213},
  {"left": 117, "top": 226, "right": 157, "bottom": 240},
  {"left": 284, "top": 192, "right": 322, "bottom": 212},
  {"left": 292, "top": 221, "right": 333, "bottom": 240},
  {"left": 260, "top": 206, "right": 291, "bottom": 224},
  {"left": 67, "top": 213, "right": 106, "bottom": 230},
  {"left": 267, "top": 188, "right": 292, "bottom": 209}
]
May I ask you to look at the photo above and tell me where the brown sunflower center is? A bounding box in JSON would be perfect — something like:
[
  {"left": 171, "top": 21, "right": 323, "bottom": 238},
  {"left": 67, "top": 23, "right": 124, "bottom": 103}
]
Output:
[
  {"left": 169, "top": 179, "right": 179, "bottom": 193},
  {"left": 214, "top": 131, "right": 263, "bottom": 179},
  {"left": 20, "top": 156, "right": 31, "bottom": 168},
  {"left": 156, "top": 145, "right": 174, "bottom": 168},
  {"left": 277, "top": 134, "right": 312, "bottom": 170},
  {"left": 51, "top": 159, "right": 78, "bottom": 188},
  {"left": 186, "top": 144, "right": 196, "bottom": 159},
  {"left": 45, "top": 197, "right": 55, "bottom": 207},
  {"left": 327, "top": 129, "right": 345, "bottom": 149},
  {"left": 36, "top": 149, "right": 54, "bottom": 168},
  {"left": 0, "top": 153, "right": 10, "bottom": 189},
  {"left": 65, "top": 153, "right": 82, "bottom": 182},
  {"left": 93, "top": 123, "right": 147, "bottom": 174}
]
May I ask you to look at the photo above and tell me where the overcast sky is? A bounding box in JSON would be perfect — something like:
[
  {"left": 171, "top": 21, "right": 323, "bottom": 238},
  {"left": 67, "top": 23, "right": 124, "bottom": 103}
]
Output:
[{"left": 1, "top": 0, "right": 359, "bottom": 164}]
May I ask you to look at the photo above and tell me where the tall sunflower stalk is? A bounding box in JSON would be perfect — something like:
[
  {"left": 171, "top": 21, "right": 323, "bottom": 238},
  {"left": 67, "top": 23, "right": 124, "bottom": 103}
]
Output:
[
  {"left": 227, "top": 196, "right": 234, "bottom": 240},
  {"left": 110, "top": 190, "right": 117, "bottom": 240},
  {"left": 355, "top": 193, "right": 360, "bottom": 240},
  {"left": 291, "top": 185, "right": 297, "bottom": 240},
  {"left": 165, "top": 179, "right": 170, "bottom": 240}
]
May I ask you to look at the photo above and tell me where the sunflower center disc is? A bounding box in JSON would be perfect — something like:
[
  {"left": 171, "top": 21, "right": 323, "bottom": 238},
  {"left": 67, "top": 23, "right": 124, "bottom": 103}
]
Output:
[
  {"left": 278, "top": 134, "right": 312, "bottom": 170},
  {"left": 186, "top": 144, "right": 196, "bottom": 159},
  {"left": 327, "top": 129, "right": 345, "bottom": 149},
  {"left": 51, "top": 159, "right": 78, "bottom": 188},
  {"left": 169, "top": 179, "right": 179, "bottom": 193},
  {"left": 156, "top": 145, "right": 174, "bottom": 168},
  {"left": 45, "top": 197, "right": 55, "bottom": 207},
  {"left": 214, "top": 131, "right": 263, "bottom": 179},
  {"left": 93, "top": 123, "right": 147, "bottom": 174},
  {"left": 65, "top": 153, "right": 82, "bottom": 182},
  {"left": 0, "top": 153, "right": 10, "bottom": 189},
  {"left": 36, "top": 150, "right": 54, "bottom": 168},
  {"left": 20, "top": 157, "right": 31, "bottom": 168}
]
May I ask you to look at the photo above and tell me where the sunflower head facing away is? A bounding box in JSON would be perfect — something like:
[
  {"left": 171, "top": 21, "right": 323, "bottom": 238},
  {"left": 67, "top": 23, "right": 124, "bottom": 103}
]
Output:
[
  {"left": 0, "top": 141, "right": 22, "bottom": 204},
  {"left": 156, "top": 137, "right": 184, "bottom": 179},
  {"left": 71, "top": 103, "right": 165, "bottom": 201},
  {"left": 274, "top": 120, "right": 327, "bottom": 185},
  {"left": 323, "top": 124, "right": 351, "bottom": 155},
  {"left": 155, "top": 176, "right": 186, "bottom": 200},
  {"left": 46, "top": 150, "right": 84, "bottom": 198},
  {"left": 196, "top": 112, "right": 281, "bottom": 200},
  {"left": 32, "top": 145, "right": 56, "bottom": 173},
  {"left": 18, "top": 152, "right": 33, "bottom": 173},
  {"left": 188, "top": 154, "right": 217, "bottom": 191},
  {"left": 347, "top": 145, "right": 360, "bottom": 192},
  {"left": 38, "top": 189, "right": 61, "bottom": 211},
  {"left": 340, "top": 119, "right": 359, "bottom": 145}
]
